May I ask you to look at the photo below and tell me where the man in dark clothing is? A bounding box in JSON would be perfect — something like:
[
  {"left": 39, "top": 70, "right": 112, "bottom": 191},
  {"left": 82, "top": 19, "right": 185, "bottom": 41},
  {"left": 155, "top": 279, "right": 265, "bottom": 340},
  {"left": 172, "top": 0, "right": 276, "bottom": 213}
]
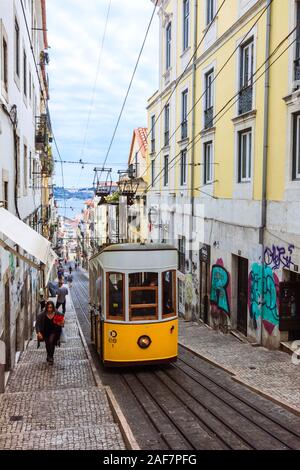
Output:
[
  {"left": 56, "top": 281, "right": 68, "bottom": 315},
  {"left": 36, "top": 301, "right": 62, "bottom": 365}
]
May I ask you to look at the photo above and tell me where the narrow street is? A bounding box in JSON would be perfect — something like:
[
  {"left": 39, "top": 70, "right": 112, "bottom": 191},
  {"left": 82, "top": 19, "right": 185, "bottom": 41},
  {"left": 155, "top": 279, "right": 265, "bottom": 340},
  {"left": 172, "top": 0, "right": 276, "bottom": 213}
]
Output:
[
  {"left": 0, "top": 291, "right": 125, "bottom": 450},
  {"left": 72, "top": 269, "right": 300, "bottom": 451}
]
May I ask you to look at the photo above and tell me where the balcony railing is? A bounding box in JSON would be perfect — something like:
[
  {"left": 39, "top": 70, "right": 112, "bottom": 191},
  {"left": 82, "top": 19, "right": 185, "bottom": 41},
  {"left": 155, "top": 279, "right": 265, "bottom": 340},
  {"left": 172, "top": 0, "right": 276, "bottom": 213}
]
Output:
[
  {"left": 181, "top": 120, "right": 188, "bottom": 140},
  {"left": 238, "top": 86, "right": 253, "bottom": 115},
  {"left": 204, "top": 107, "right": 214, "bottom": 129},
  {"left": 35, "top": 114, "right": 50, "bottom": 150},
  {"left": 295, "top": 58, "right": 300, "bottom": 81}
]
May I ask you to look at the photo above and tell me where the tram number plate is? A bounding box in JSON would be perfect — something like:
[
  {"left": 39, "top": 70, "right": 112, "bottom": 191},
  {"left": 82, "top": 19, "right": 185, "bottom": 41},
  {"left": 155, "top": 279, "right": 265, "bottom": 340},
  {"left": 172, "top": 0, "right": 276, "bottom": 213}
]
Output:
[{"left": 108, "top": 338, "right": 117, "bottom": 344}]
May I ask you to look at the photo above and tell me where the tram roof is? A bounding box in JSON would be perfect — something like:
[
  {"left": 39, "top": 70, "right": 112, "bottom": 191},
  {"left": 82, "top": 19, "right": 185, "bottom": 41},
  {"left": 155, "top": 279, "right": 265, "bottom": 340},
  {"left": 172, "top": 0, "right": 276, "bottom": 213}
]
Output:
[{"left": 90, "top": 243, "right": 177, "bottom": 260}]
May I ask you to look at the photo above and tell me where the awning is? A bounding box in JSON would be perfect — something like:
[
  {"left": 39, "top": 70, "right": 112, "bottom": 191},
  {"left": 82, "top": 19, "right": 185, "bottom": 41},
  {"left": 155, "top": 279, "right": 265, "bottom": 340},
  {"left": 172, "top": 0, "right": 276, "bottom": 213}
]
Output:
[{"left": 0, "top": 207, "right": 57, "bottom": 285}]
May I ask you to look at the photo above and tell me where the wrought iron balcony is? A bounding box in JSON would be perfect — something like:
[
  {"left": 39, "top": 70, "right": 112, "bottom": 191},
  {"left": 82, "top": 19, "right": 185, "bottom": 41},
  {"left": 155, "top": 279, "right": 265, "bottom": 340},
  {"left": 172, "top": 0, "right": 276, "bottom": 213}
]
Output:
[
  {"left": 204, "top": 107, "right": 214, "bottom": 129},
  {"left": 238, "top": 86, "right": 253, "bottom": 115},
  {"left": 35, "top": 114, "right": 50, "bottom": 150},
  {"left": 181, "top": 120, "right": 188, "bottom": 140},
  {"left": 295, "top": 58, "right": 300, "bottom": 81}
]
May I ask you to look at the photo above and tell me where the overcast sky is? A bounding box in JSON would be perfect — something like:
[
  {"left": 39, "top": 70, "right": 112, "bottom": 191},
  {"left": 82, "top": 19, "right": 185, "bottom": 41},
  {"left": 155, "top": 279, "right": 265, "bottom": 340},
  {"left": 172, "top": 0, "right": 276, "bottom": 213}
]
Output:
[{"left": 47, "top": 0, "right": 159, "bottom": 189}]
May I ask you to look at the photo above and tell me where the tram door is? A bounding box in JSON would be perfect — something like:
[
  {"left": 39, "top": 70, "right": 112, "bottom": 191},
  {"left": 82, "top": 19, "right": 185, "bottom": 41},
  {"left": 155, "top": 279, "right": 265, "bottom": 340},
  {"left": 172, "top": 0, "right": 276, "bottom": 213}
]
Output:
[
  {"left": 237, "top": 257, "right": 249, "bottom": 336},
  {"left": 199, "top": 245, "right": 211, "bottom": 324}
]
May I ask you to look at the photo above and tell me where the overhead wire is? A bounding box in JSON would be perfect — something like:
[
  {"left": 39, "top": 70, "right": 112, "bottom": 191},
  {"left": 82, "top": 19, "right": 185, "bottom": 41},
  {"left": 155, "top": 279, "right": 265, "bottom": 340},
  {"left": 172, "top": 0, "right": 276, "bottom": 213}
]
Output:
[
  {"left": 144, "top": 23, "right": 299, "bottom": 197},
  {"left": 121, "top": 0, "right": 227, "bottom": 182},
  {"left": 139, "top": 0, "right": 274, "bottom": 184},
  {"left": 100, "top": 0, "right": 159, "bottom": 170}
]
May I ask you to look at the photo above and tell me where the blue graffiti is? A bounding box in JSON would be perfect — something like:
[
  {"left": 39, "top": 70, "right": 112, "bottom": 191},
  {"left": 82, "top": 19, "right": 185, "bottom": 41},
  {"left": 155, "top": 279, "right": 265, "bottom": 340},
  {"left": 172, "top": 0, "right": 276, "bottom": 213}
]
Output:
[
  {"left": 210, "top": 265, "right": 230, "bottom": 316},
  {"left": 264, "top": 244, "right": 295, "bottom": 271}
]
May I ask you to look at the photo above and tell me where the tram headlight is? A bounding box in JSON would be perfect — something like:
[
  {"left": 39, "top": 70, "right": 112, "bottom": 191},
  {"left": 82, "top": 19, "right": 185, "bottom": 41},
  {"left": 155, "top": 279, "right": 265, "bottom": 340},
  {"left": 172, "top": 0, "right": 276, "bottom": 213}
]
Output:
[{"left": 137, "top": 335, "right": 152, "bottom": 349}]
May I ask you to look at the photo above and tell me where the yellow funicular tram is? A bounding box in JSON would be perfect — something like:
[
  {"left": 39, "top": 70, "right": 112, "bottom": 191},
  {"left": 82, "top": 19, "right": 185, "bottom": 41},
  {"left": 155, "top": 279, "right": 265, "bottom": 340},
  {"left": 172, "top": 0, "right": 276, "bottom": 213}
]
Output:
[{"left": 89, "top": 243, "right": 178, "bottom": 366}]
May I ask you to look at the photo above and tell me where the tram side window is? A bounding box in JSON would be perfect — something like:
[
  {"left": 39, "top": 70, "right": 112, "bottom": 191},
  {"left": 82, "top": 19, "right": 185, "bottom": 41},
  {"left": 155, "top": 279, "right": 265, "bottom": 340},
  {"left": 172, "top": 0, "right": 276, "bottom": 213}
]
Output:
[
  {"left": 107, "top": 273, "right": 124, "bottom": 320},
  {"left": 129, "top": 273, "right": 158, "bottom": 320},
  {"left": 162, "top": 271, "right": 176, "bottom": 318},
  {"left": 95, "top": 269, "right": 103, "bottom": 314}
]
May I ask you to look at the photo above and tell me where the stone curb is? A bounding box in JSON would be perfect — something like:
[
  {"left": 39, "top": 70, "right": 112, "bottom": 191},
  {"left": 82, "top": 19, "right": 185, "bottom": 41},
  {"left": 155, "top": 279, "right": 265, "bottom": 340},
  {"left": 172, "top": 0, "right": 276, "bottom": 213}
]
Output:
[
  {"left": 105, "top": 386, "right": 140, "bottom": 451},
  {"left": 70, "top": 295, "right": 140, "bottom": 450}
]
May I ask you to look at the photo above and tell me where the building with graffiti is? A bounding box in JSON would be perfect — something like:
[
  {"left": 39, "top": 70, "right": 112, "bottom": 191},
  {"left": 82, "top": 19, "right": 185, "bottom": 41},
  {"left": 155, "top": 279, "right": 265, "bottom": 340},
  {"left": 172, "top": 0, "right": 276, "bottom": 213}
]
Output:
[
  {"left": 0, "top": 1, "right": 55, "bottom": 386},
  {"left": 145, "top": 0, "right": 300, "bottom": 349}
]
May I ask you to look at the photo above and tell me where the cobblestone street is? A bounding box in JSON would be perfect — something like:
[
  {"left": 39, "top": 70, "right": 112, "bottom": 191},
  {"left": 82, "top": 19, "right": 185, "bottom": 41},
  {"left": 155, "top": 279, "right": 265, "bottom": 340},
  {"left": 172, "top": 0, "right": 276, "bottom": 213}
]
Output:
[
  {"left": 0, "top": 298, "right": 125, "bottom": 450},
  {"left": 179, "top": 321, "right": 300, "bottom": 414}
]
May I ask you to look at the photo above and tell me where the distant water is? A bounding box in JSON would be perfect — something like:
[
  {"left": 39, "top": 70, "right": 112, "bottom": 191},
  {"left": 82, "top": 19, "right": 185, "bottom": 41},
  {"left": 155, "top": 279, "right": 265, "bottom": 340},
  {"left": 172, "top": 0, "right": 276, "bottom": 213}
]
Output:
[{"left": 56, "top": 198, "right": 86, "bottom": 220}]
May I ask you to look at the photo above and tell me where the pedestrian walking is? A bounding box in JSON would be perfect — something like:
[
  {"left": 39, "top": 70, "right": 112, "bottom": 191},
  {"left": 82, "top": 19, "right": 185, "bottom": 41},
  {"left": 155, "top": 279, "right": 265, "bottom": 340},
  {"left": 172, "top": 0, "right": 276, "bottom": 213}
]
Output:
[
  {"left": 36, "top": 301, "right": 63, "bottom": 365},
  {"left": 39, "top": 288, "right": 46, "bottom": 312},
  {"left": 69, "top": 265, "right": 73, "bottom": 275},
  {"left": 57, "top": 266, "right": 64, "bottom": 281},
  {"left": 56, "top": 281, "right": 68, "bottom": 315},
  {"left": 75, "top": 262, "right": 78, "bottom": 271},
  {"left": 67, "top": 273, "right": 73, "bottom": 288}
]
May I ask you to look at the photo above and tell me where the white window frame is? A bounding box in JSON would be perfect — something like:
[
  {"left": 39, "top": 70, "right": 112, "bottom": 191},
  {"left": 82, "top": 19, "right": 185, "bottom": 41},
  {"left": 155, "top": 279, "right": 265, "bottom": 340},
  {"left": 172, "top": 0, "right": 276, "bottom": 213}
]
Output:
[
  {"left": 14, "top": 16, "right": 20, "bottom": 83},
  {"left": 0, "top": 22, "right": 9, "bottom": 101},
  {"left": 206, "top": 0, "right": 215, "bottom": 26},
  {"left": 181, "top": 89, "right": 188, "bottom": 139},
  {"left": 166, "top": 22, "right": 172, "bottom": 71},
  {"left": 293, "top": 112, "right": 300, "bottom": 180},
  {"left": 151, "top": 159, "right": 155, "bottom": 187},
  {"left": 150, "top": 114, "right": 156, "bottom": 153},
  {"left": 164, "top": 104, "right": 170, "bottom": 147},
  {"left": 183, "top": 0, "right": 190, "bottom": 52},
  {"left": 180, "top": 149, "right": 187, "bottom": 186},
  {"left": 164, "top": 154, "right": 169, "bottom": 187},
  {"left": 238, "top": 129, "right": 252, "bottom": 183},
  {"left": 240, "top": 38, "right": 254, "bottom": 90},
  {"left": 204, "top": 141, "right": 213, "bottom": 185},
  {"left": 205, "top": 69, "right": 214, "bottom": 111}
]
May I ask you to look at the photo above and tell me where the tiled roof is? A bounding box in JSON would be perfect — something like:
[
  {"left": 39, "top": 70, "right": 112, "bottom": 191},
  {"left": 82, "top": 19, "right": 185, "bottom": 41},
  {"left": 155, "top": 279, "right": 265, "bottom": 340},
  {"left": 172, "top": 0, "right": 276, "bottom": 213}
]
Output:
[{"left": 135, "top": 128, "right": 148, "bottom": 156}]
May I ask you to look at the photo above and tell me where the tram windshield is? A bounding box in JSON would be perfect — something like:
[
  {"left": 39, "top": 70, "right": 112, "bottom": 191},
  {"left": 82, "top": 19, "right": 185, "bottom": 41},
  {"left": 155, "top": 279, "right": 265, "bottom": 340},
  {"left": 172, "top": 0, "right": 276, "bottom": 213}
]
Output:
[
  {"left": 129, "top": 273, "right": 158, "bottom": 320},
  {"left": 107, "top": 273, "right": 124, "bottom": 320}
]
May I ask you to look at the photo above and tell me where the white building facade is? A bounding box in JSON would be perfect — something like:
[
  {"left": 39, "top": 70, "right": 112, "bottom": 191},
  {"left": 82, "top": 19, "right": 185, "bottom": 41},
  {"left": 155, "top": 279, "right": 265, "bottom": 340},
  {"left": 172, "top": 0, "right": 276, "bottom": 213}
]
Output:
[{"left": 0, "top": 0, "right": 52, "bottom": 384}]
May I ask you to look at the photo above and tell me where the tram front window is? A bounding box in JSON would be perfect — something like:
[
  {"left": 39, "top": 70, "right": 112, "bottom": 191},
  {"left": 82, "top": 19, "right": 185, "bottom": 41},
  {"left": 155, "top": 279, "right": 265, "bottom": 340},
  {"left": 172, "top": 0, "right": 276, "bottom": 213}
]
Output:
[
  {"left": 129, "top": 273, "right": 158, "bottom": 320},
  {"left": 107, "top": 273, "right": 124, "bottom": 320}
]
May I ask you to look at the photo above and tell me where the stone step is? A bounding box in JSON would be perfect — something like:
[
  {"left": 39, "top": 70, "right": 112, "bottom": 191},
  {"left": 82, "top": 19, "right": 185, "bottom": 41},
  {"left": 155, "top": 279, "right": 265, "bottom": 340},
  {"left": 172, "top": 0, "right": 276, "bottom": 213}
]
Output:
[
  {"left": 0, "top": 387, "right": 112, "bottom": 434},
  {"left": 5, "top": 359, "right": 96, "bottom": 393},
  {"left": 0, "top": 423, "right": 125, "bottom": 450}
]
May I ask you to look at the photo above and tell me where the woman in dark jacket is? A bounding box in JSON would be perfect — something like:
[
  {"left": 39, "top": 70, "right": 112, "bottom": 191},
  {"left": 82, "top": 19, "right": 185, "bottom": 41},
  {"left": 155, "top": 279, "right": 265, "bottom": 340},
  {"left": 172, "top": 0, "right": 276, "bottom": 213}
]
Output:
[{"left": 36, "top": 301, "right": 62, "bottom": 365}]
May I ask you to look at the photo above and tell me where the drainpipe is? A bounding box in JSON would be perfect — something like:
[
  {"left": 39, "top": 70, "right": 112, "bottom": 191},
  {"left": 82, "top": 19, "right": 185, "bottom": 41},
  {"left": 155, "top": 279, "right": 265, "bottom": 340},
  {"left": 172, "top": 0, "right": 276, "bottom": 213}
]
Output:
[
  {"left": 187, "top": 0, "right": 198, "bottom": 317},
  {"left": 260, "top": 2, "right": 272, "bottom": 344}
]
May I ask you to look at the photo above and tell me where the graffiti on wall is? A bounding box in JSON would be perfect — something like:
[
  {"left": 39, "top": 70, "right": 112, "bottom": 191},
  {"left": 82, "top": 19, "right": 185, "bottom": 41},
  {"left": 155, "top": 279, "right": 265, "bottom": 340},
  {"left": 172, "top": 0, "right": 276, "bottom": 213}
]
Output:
[
  {"left": 264, "top": 244, "right": 295, "bottom": 271},
  {"left": 249, "top": 263, "right": 280, "bottom": 335},
  {"left": 210, "top": 259, "right": 230, "bottom": 316}
]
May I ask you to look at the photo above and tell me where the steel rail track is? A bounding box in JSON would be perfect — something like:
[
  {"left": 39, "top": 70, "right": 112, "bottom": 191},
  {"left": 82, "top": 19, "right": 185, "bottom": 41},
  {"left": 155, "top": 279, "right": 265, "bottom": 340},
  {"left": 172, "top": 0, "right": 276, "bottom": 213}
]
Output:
[
  {"left": 176, "top": 350, "right": 300, "bottom": 442},
  {"left": 71, "top": 270, "right": 300, "bottom": 451}
]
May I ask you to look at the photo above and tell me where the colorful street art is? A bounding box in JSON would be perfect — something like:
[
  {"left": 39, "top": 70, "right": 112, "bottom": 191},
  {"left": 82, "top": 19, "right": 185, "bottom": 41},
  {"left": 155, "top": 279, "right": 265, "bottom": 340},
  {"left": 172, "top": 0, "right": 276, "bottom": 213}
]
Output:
[
  {"left": 210, "top": 259, "right": 230, "bottom": 316},
  {"left": 249, "top": 263, "right": 280, "bottom": 335}
]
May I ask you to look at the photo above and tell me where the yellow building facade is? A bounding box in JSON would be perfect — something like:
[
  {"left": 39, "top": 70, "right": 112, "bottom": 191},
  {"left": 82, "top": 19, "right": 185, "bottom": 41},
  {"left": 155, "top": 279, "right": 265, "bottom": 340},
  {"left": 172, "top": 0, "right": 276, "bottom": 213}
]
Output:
[{"left": 146, "top": 0, "right": 300, "bottom": 349}]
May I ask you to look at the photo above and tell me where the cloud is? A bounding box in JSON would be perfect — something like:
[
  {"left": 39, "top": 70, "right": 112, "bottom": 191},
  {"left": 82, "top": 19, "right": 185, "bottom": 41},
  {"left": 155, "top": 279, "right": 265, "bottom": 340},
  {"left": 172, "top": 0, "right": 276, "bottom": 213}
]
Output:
[{"left": 47, "top": 0, "right": 159, "bottom": 188}]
